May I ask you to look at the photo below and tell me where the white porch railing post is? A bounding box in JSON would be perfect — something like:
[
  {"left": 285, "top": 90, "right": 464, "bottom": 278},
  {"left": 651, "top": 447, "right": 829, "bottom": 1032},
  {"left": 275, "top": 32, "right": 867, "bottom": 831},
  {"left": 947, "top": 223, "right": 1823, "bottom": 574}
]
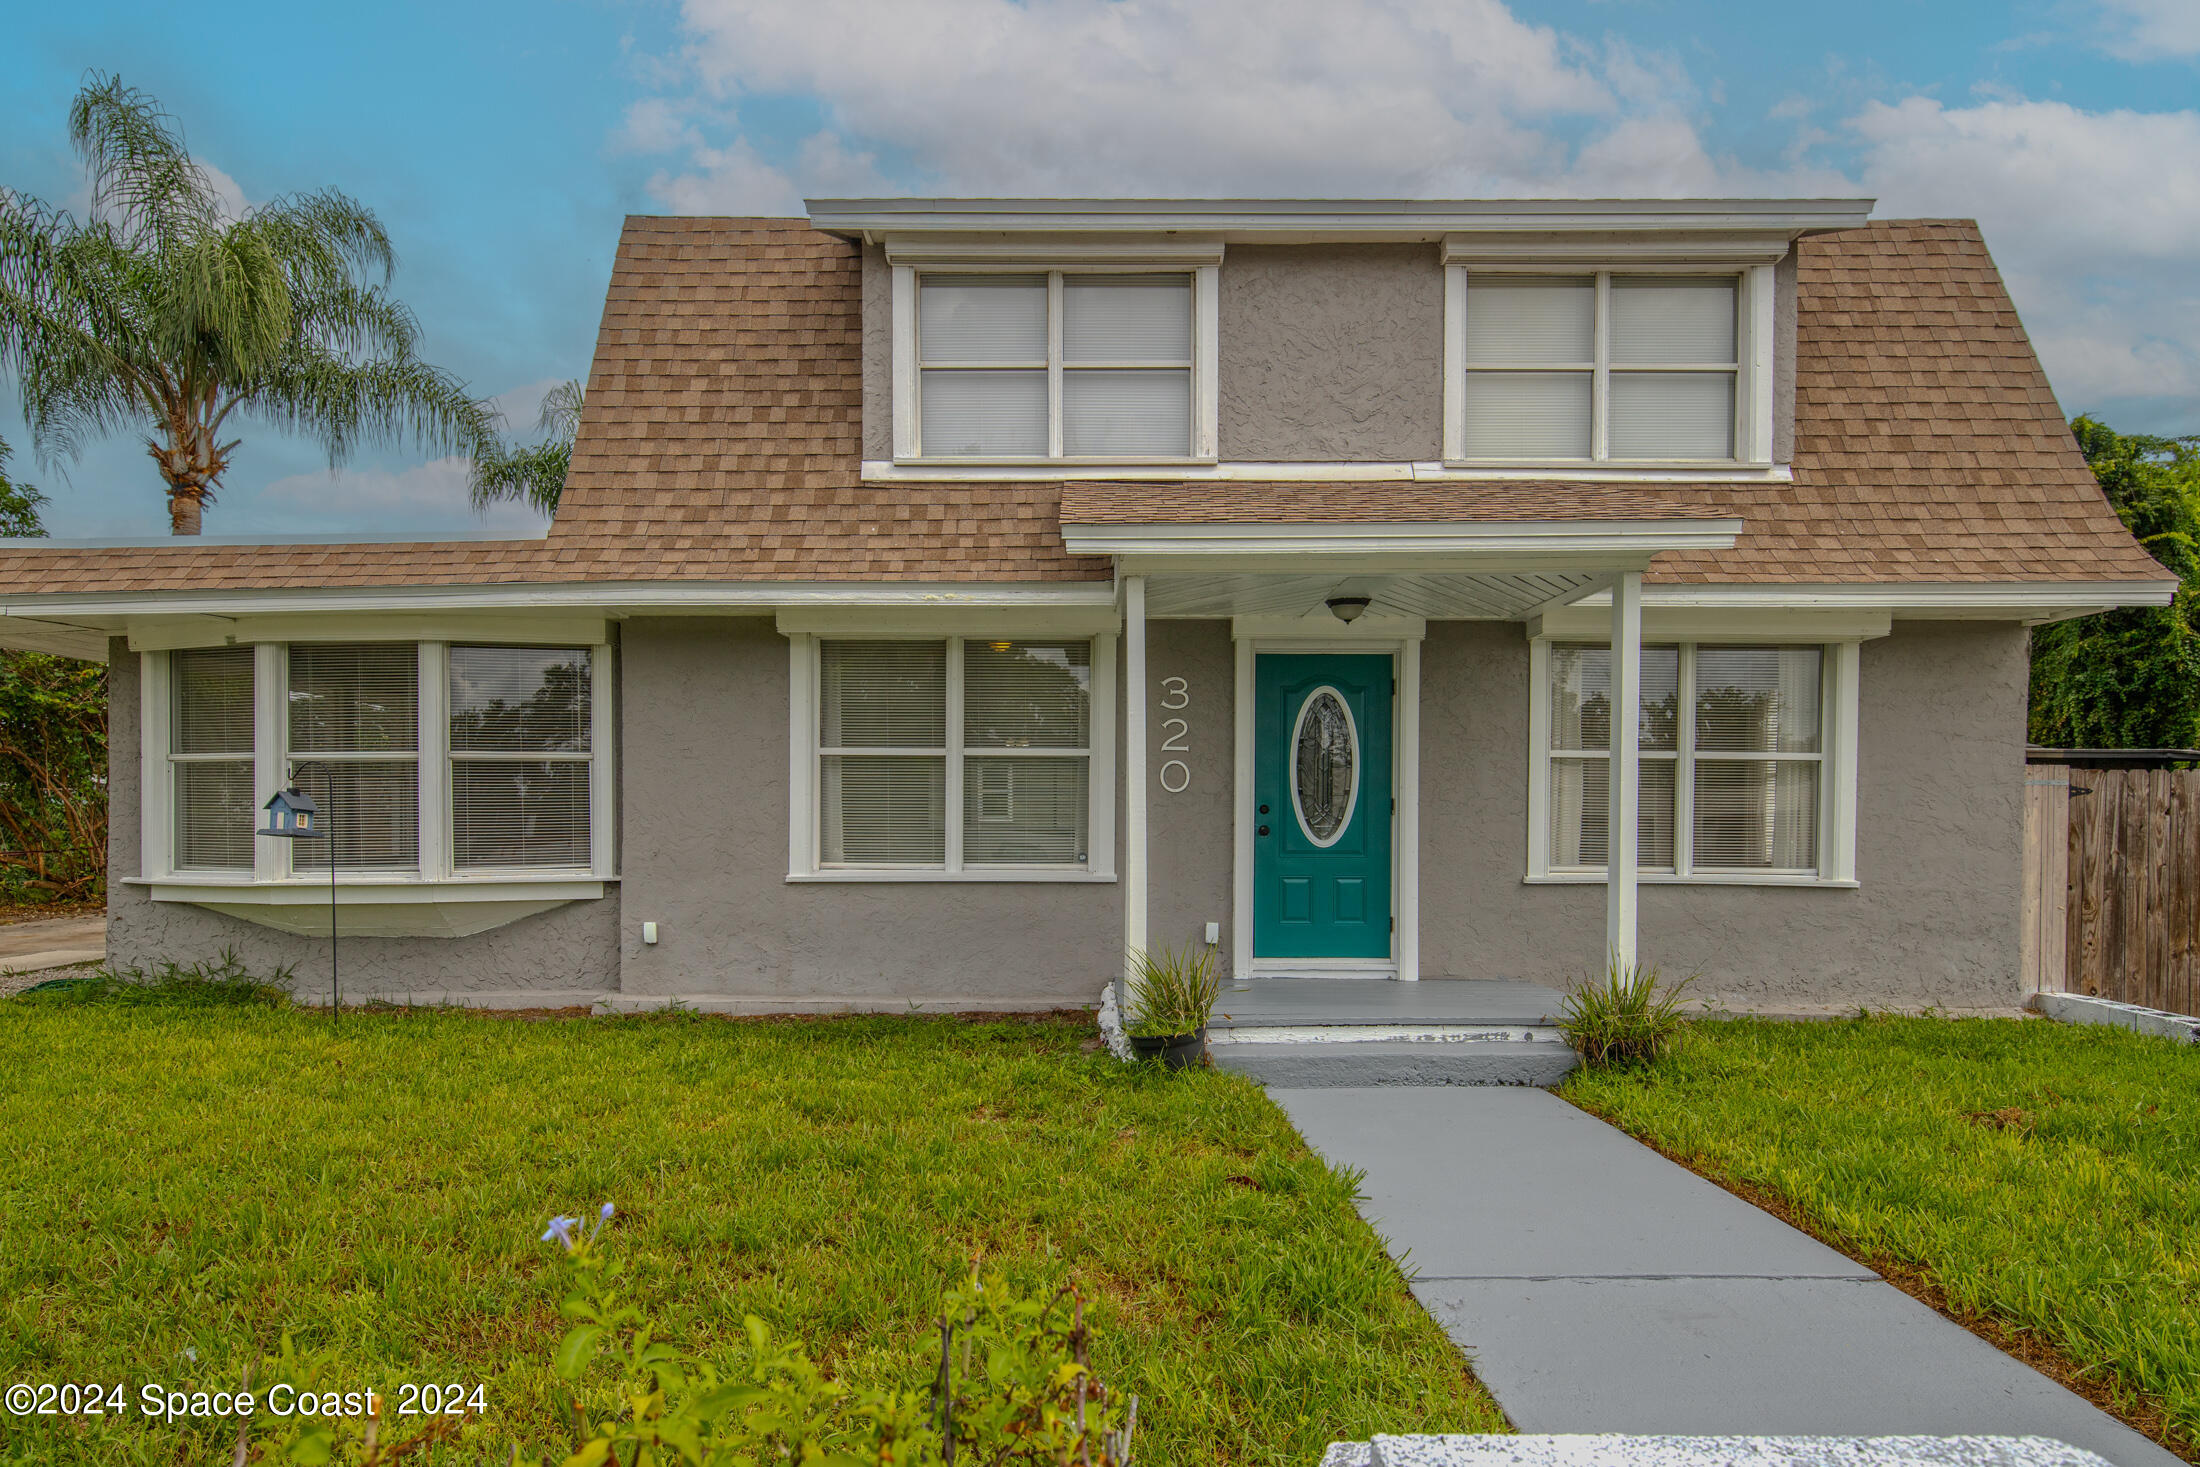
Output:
[
  {"left": 1606, "top": 570, "right": 1642, "bottom": 972},
  {"left": 1122, "top": 576, "right": 1148, "bottom": 1010}
]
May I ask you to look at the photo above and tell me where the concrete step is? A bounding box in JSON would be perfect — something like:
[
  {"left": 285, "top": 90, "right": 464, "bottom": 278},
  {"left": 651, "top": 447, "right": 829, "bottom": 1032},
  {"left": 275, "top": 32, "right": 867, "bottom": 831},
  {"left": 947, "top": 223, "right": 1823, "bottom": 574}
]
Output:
[{"left": 1212, "top": 1036, "right": 1579, "bottom": 1087}]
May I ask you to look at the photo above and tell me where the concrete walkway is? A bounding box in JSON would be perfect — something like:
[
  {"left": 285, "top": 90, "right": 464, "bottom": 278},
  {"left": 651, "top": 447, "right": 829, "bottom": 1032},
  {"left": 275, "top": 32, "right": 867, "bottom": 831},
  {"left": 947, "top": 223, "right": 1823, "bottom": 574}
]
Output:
[
  {"left": 0, "top": 914, "right": 105, "bottom": 983},
  {"left": 1274, "top": 1087, "right": 2181, "bottom": 1467}
]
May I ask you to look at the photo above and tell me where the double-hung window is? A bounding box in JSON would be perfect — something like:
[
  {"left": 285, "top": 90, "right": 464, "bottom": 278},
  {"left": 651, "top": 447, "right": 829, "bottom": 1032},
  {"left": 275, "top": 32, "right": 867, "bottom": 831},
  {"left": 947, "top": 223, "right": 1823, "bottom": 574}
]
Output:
[
  {"left": 448, "top": 646, "right": 594, "bottom": 869},
  {"left": 1539, "top": 642, "right": 1837, "bottom": 880},
  {"left": 1457, "top": 273, "right": 1743, "bottom": 463},
  {"left": 810, "top": 637, "right": 1099, "bottom": 873},
  {"left": 914, "top": 273, "right": 1194, "bottom": 459},
  {"left": 287, "top": 644, "right": 421, "bottom": 871},
  {"left": 155, "top": 640, "right": 608, "bottom": 880},
  {"left": 170, "top": 647, "right": 257, "bottom": 872}
]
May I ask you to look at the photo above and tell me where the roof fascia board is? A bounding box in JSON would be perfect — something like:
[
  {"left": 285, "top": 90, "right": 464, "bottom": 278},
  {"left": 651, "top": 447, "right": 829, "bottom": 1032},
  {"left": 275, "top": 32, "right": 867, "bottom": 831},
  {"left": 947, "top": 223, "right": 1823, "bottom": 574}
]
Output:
[
  {"left": 1609, "top": 581, "right": 2181, "bottom": 617},
  {"left": 1061, "top": 518, "right": 1745, "bottom": 558},
  {"left": 808, "top": 198, "right": 1877, "bottom": 241},
  {"left": 0, "top": 581, "right": 1119, "bottom": 623},
  {"left": 883, "top": 235, "right": 1224, "bottom": 267},
  {"left": 864, "top": 460, "right": 1796, "bottom": 484},
  {"left": 1441, "top": 232, "right": 1794, "bottom": 267}
]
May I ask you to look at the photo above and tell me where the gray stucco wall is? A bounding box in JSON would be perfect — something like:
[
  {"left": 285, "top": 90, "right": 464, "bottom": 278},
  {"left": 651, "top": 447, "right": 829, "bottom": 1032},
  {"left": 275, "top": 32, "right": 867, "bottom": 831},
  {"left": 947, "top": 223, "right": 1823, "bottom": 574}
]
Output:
[
  {"left": 1418, "top": 620, "right": 2029, "bottom": 1010},
  {"left": 861, "top": 242, "right": 891, "bottom": 461},
  {"left": 104, "top": 640, "right": 620, "bottom": 999},
  {"left": 1218, "top": 244, "right": 1444, "bottom": 462},
  {"left": 615, "top": 618, "right": 1120, "bottom": 1005},
  {"left": 1144, "top": 621, "right": 1235, "bottom": 955}
]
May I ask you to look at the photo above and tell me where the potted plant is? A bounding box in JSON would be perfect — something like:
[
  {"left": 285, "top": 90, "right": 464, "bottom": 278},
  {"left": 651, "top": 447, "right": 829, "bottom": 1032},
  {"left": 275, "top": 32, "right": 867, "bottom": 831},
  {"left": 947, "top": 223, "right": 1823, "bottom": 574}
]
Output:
[{"left": 1125, "top": 941, "right": 1221, "bottom": 1070}]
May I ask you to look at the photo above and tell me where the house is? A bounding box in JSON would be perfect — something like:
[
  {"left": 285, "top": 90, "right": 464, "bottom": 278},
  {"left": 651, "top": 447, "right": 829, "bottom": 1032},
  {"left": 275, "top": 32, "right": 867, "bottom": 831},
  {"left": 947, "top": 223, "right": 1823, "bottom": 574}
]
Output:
[{"left": 0, "top": 198, "right": 2172, "bottom": 1015}]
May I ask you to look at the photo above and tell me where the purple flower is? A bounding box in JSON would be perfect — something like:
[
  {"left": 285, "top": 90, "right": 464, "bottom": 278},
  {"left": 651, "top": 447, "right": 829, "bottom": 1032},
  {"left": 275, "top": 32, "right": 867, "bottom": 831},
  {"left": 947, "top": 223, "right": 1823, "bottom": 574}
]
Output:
[
  {"left": 541, "top": 1215, "right": 579, "bottom": 1247},
  {"left": 599, "top": 1202, "right": 615, "bottom": 1222}
]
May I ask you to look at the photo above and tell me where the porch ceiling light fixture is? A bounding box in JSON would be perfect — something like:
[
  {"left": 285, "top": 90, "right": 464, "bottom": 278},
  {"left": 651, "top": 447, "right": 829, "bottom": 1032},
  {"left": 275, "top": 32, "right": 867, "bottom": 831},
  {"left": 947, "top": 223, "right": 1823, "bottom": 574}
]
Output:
[{"left": 1325, "top": 596, "right": 1372, "bottom": 624}]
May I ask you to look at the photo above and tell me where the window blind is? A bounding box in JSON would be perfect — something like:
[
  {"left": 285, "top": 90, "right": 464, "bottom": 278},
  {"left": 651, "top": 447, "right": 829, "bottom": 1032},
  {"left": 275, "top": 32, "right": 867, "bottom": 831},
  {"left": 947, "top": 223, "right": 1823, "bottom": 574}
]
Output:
[
  {"left": 920, "top": 276, "right": 1047, "bottom": 361},
  {"left": 1062, "top": 369, "right": 1190, "bottom": 456},
  {"left": 962, "top": 641, "right": 1091, "bottom": 865},
  {"left": 289, "top": 644, "right": 420, "bottom": 871},
  {"left": 1465, "top": 277, "right": 1594, "bottom": 363},
  {"left": 171, "top": 646, "right": 255, "bottom": 871},
  {"left": 448, "top": 646, "right": 593, "bottom": 870},
  {"left": 1463, "top": 272, "right": 1741, "bottom": 463},
  {"left": 917, "top": 272, "right": 1193, "bottom": 459},
  {"left": 820, "top": 641, "right": 948, "bottom": 866}
]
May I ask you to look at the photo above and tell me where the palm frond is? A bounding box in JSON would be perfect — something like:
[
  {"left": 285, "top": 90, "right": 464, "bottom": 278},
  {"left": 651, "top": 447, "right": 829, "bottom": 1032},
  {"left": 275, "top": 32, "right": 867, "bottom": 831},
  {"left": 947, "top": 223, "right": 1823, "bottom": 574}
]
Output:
[
  {"left": 66, "top": 73, "right": 218, "bottom": 253},
  {"left": 248, "top": 338, "right": 497, "bottom": 467},
  {"left": 467, "top": 439, "right": 570, "bottom": 516}
]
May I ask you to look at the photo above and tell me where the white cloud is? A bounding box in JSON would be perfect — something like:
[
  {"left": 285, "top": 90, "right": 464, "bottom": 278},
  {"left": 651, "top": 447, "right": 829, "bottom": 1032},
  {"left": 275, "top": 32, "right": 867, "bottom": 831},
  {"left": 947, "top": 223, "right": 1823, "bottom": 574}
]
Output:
[
  {"left": 2093, "top": 0, "right": 2200, "bottom": 60},
  {"left": 261, "top": 455, "right": 549, "bottom": 536},
  {"left": 648, "top": 0, "right": 1729, "bottom": 202},
  {"left": 1848, "top": 96, "right": 2200, "bottom": 411}
]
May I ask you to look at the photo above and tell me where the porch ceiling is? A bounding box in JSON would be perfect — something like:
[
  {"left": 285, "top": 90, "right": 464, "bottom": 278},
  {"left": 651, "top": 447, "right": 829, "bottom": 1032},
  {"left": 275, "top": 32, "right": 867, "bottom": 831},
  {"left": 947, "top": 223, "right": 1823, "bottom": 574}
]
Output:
[{"left": 1142, "top": 568, "right": 1604, "bottom": 620}]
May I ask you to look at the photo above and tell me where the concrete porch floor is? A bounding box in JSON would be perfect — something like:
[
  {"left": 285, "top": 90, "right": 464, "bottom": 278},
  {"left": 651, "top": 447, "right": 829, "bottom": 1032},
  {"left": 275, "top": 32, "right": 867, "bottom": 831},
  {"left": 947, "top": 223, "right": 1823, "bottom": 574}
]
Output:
[{"left": 1213, "top": 977, "right": 1565, "bottom": 1029}]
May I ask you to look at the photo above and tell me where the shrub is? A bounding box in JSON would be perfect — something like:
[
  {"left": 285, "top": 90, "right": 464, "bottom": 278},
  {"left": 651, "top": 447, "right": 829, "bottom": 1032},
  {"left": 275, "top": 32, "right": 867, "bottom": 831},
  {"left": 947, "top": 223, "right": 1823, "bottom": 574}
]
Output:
[
  {"left": 17, "top": 948, "right": 293, "bottom": 1008},
  {"left": 1558, "top": 958, "right": 1692, "bottom": 1069},
  {"left": 1126, "top": 941, "right": 1221, "bottom": 1038}
]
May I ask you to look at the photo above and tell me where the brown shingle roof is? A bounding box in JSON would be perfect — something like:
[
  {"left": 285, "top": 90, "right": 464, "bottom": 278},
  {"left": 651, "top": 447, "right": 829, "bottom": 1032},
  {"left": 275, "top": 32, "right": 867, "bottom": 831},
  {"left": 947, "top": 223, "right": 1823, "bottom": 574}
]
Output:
[
  {"left": 0, "top": 216, "right": 2166, "bottom": 600},
  {"left": 1059, "top": 479, "right": 1733, "bottom": 525},
  {"left": 1654, "top": 220, "right": 2164, "bottom": 584}
]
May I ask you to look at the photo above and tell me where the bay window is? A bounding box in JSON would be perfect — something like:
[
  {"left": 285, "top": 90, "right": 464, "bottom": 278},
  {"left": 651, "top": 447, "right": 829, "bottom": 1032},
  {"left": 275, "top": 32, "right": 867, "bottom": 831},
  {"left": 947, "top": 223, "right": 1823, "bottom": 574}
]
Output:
[
  {"left": 801, "top": 635, "right": 1110, "bottom": 877},
  {"left": 1535, "top": 640, "right": 1851, "bottom": 883},
  {"left": 152, "top": 640, "right": 610, "bottom": 881}
]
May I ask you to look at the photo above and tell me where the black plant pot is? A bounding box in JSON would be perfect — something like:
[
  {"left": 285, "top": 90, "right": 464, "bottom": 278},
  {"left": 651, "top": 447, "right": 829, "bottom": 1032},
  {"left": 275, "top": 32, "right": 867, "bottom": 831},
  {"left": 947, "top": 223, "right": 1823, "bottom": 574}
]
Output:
[{"left": 1129, "top": 1028, "right": 1207, "bottom": 1070}]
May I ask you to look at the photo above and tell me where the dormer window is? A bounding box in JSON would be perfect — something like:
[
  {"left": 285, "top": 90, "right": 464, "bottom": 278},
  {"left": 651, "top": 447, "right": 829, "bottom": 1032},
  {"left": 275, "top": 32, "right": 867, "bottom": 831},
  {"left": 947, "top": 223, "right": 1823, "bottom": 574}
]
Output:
[
  {"left": 887, "top": 245, "right": 1220, "bottom": 465},
  {"left": 1443, "top": 254, "right": 1777, "bottom": 468},
  {"left": 916, "top": 272, "right": 1194, "bottom": 459}
]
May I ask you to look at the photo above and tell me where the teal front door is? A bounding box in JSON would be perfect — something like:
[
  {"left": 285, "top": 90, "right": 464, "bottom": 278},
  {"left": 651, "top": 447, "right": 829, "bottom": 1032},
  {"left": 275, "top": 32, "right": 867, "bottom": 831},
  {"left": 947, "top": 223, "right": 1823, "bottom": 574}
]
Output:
[{"left": 1253, "top": 653, "right": 1393, "bottom": 960}]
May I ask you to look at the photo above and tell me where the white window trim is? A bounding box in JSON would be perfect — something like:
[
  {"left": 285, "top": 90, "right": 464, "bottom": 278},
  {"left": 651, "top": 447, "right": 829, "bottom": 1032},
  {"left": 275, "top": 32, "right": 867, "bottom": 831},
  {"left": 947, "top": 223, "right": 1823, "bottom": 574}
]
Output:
[
  {"left": 786, "top": 630, "right": 1118, "bottom": 883},
  {"left": 141, "top": 641, "right": 618, "bottom": 891},
  {"left": 1444, "top": 261, "right": 1776, "bottom": 469},
  {"left": 1526, "top": 635, "right": 1858, "bottom": 888},
  {"left": 891, "top": 263, "right": 1219, "bottom": 465}
]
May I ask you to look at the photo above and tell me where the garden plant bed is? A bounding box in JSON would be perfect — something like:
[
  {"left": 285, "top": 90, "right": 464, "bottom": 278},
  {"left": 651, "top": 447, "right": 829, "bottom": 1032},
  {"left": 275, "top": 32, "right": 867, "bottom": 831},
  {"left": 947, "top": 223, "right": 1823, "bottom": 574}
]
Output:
[
  {"left": 0, "top": 999, "right": 1504, "bottom": 1464},
  {"left": 1563, "top": 1013, "right": 2200, "bottom": 1464}
]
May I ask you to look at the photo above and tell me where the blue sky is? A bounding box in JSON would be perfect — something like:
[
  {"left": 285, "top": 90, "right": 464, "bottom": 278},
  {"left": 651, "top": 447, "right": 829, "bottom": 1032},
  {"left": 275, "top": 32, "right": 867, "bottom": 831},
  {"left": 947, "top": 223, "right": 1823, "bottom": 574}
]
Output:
[{"left": 4, "top": 0, "right": 2197, "bottom": 538}]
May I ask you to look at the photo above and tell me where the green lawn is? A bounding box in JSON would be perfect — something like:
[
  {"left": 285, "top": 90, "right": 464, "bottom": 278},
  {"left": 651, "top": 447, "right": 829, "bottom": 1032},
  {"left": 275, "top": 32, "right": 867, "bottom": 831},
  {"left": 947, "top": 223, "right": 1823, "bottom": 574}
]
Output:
[
  {"left": 1565, "top": 1014, "right": 2200, "bottom": 1457},
  {"left": 0, "top": 1000, "right": 1502, "bottom": 1464}
]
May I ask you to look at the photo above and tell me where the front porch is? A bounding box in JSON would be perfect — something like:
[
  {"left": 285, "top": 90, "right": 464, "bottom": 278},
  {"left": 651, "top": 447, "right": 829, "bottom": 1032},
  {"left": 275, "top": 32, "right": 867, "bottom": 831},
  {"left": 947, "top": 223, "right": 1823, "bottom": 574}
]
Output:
[{"left": 1069, "top": 483, "right": 1748, "bottom": 995}]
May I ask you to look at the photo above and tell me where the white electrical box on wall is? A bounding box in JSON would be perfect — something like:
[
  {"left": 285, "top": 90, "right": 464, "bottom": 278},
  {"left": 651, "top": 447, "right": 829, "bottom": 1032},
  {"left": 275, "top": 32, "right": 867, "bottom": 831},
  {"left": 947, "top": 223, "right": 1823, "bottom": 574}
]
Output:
[{"left": 641, "top": 922, "right": 659, "bottom": 945}]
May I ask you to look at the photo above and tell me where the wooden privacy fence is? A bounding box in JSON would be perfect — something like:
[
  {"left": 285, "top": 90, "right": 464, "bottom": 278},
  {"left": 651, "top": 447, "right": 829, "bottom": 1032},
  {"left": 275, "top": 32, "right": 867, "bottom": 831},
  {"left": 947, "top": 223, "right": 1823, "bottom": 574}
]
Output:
[{"left": 2024, "top": 762, "right": 2200, "bottom": 1017}]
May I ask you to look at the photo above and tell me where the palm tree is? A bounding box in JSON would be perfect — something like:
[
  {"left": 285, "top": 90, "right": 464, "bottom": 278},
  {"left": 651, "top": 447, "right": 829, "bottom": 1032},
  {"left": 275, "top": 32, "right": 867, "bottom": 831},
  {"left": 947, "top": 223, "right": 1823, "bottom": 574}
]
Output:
[
  {"left": 469, "top": 378, "right": 582, "bottom": 517},
  {"left": 0, "top": 74, "right": 494, "bottom": 535}
]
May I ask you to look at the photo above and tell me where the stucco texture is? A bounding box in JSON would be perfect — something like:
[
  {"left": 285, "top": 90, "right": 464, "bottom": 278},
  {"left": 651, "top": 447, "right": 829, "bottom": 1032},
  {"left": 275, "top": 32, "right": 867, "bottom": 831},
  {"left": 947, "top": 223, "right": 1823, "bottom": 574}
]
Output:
[
  {"left": 614, "top": 618, "right": 1120, "bottom": 1005},
  {"left": 1217, "top": 244, "right": 1445, "bottom": 462},
  {"left": 1144, "top": 621, "right": 1235, "bottom": 955},
  {"left": 103, "top": 641, "right": 620, "bottom": 999},
  {"left": 1417, "top": 621, "right": 2029, "bottom": 1010}
]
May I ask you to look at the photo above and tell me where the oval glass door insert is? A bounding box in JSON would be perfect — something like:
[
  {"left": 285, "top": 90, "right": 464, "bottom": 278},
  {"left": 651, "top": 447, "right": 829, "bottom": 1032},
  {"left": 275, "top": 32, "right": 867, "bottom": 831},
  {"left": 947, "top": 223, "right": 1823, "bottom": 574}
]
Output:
[{"left": 1290, "top": 686, "right": 1360, "bottom": 847}]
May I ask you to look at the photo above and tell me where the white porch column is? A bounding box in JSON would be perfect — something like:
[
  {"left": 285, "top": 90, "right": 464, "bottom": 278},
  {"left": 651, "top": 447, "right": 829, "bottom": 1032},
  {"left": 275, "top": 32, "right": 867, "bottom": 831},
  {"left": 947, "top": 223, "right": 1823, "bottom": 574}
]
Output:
[
  {"left": 1122, "top": 576, "right": 1148, "bottom": 1007},
  {"left": 1605, "top": 570, "right": 1642, "bottom": 971}
]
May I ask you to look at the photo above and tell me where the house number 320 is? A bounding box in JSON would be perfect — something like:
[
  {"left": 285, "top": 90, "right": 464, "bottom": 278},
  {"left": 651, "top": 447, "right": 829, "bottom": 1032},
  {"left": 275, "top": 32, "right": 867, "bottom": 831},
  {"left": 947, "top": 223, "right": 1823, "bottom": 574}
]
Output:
[{"left": 1158, "top": 676, "right": 1191, "bottom": 793}]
